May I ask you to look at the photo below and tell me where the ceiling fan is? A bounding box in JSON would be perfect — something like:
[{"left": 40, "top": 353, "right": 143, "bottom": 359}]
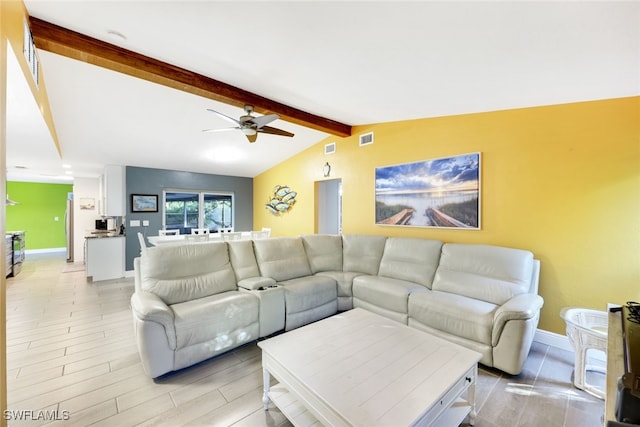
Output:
[{"left": 203, "top": 105, "right": 294, "bottom": 143}]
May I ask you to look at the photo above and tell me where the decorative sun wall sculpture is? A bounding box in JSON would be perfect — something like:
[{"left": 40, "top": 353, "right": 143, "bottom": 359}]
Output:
[{"left": 265, "top": 185, "right": 297, "bottom": 216}]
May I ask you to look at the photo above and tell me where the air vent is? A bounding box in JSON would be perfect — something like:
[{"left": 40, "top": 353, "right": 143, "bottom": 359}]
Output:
[
  {"left": 23, "top": 19, "right": 39, "bottom": 88},
  {"left": 359, "top": 132, "right": 374, "bottom": 146},
  {"left": 324, "top": 142, "right": 336, "bottom": 155}
]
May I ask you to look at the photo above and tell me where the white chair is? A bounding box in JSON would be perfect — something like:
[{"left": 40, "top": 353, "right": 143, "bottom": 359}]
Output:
[
  {"left": 218, "top": 228, "right": 234, "bottom": 234},
  {"left": 251, "top": 230, "right": 270, "bottom": 240},
  {"left": 186, "top": 234, "right": 209, "bottom": 242},
  {"left": 222, "top": 232, "right": 242, "bottom": 241},
  {"left": 560, "top": 307, "right": 608, "bottom": 399},
  {"left": 191, "top": 228, "right": 210, "bottom": 235},
  {"left": 159, "top": 229, "right": 179, "bottom": 236},
  {"left": 261, "top": 227, "right": 271, "bottom": 238},
  {"left": 137, "top": 232, "right": 148, "bottom": 255}
]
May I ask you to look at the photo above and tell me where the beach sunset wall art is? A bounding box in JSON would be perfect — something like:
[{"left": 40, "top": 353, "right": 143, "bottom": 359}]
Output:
[{"left": 375, "top": 152, "right": 481, "bottom": 229}]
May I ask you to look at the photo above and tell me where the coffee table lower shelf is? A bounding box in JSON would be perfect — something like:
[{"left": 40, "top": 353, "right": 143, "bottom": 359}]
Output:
[
  {"left": 268, "top": 383, "right": 474, "bottom": 427},
  {"left": 268, "top": 384, "right": 322, "bottom": 427}
]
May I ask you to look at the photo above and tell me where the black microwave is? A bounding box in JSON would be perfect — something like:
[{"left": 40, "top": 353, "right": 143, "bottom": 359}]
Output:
[{"left": 95, "top": 219, "right": 108, "bottom": 230}]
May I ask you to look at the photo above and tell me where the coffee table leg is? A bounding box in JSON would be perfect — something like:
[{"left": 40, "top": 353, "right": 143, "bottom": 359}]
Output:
[
  {"left": 262, "top": 368, "right": 271, "bottom": 410},
  {"left": 468, "top": 367, "right": 477, "bottom": 425}
]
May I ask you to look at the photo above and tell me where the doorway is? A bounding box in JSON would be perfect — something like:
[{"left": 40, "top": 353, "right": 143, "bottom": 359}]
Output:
[{"left": 316, "top": 179, "right": 342, "bottom": 234}]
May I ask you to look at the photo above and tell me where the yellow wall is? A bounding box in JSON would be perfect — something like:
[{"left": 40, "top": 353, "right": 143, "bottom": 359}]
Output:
[
  {"left": 254, "top": 96, "right": 640, "bottom": 335},
  {"left": 1, "top": 2, "right": 60, "bottom": 424}
]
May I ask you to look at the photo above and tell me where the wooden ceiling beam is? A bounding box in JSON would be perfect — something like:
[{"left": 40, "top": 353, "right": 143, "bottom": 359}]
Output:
[{"left": 28, "top": 17, "right": 352, "bottom": 137}]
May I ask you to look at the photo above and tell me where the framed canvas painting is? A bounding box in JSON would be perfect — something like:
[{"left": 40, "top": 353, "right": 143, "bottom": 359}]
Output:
[
  {"left": 131, "top": 194, "right": 158, "bottom": 213},
  {"left": 375, "top": 152, "right": 480, "bottom": 229}
]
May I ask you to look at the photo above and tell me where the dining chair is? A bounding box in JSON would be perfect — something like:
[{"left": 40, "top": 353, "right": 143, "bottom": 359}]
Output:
[
  {"left": 260, "top": 227, "right": 271, "bottom": 238},
  {"left": 222, "top": 232, "right": 242, "bottom": 241},
  {"left": 159, "top": 229, "right": 179, "bottom": 236},
  {"left": 186, "top": 234, "right": 209, "bottom": 242},
  {"left": 251, "top": 230, "right": 270, "bottom": 240},
  {"left": 191, "top": 228, "right": 210, "bottom": 235},
  {"left": 137, "top": 232, "right": 148, "bottom": 255}
]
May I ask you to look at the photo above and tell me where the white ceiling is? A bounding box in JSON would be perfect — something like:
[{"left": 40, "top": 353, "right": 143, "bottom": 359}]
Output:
[{"left": 8, "top": 1, "right": 639, "bottom": 183}]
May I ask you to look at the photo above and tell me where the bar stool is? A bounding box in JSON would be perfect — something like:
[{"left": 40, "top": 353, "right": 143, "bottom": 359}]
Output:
[{"left": 560, "top": 307, "right": 608, "bottom": 399}]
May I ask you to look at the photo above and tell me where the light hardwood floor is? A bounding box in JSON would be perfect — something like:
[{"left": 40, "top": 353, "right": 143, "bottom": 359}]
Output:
[{"left": 5, "top": 253, "right": 605, "bottom": 426}]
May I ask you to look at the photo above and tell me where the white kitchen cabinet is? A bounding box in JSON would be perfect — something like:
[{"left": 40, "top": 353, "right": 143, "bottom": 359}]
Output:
[
  {"left": 103, "top": 165, "right": 125, "bottom": 217},
  {"left": 86, "top": 236, "right": 125, "bottom": 281}
]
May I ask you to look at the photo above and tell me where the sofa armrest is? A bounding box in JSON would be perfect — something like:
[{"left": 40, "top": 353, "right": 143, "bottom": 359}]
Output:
[
  {"left": 131, "top": 291, "right": 177, "bottom": 349},
  {"left": 492, "top": 293, "right": 544, "bottom": 345},
  {"left": 237, "top": 276, "right": 277, "bottom": 291}
]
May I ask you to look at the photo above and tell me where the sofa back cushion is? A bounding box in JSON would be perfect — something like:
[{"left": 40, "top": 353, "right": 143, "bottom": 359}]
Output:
[
  {"left": 227, "top": 240, "right": 260, "bottom": 281},
  {"left": 378, "top": 237, "right": 443, "bottom": 288},
  {"left": 253, "top": 237, "right": 312, "bottom": 281},
  {"left": 140, "top": 241, "right": 236, "bottom": 305},
  {"left": 301, "top": 234, "right": 343, "bottom": 273},
  {"left": 432, "top": 243, "right": 534, "bottom": 305},
  {"left": 341, "top": 234, "right": 387, "bottom": 275}
]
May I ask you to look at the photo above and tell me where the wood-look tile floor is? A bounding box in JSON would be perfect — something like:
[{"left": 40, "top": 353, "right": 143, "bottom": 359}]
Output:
[{"left": 5, "top": 253, "right": 605, "bottom": 426}]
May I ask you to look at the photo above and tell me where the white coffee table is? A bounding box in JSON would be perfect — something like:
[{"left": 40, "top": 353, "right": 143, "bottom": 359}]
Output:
[{"left": 258, "top": 308, "right": 482, "bottom": 427}]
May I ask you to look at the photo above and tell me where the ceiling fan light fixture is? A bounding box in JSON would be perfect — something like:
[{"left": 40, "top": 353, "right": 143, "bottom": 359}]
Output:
[{"left": 205, "top": 107, "right": 292, "bottom": 142}]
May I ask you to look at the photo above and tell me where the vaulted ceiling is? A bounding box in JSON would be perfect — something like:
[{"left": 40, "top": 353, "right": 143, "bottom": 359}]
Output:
[{"left": 8, "top": 1, "right": 639, "bottom": 182}]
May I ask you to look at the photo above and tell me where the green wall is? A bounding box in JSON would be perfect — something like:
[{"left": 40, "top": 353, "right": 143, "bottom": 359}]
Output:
[{"left": 6, "top": 182, "right": 73, "bottom": 250}]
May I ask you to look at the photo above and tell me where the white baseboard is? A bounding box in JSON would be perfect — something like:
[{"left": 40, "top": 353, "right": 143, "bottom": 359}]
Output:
[
  {"left": 25, "top": 248, "right": 66, "bottom": 255},
  {"left": 534, "top": 328, "right": 573, "bottom": 352},
  {"left": 534, "top": 328, "right": 606, "bottom": 362}
]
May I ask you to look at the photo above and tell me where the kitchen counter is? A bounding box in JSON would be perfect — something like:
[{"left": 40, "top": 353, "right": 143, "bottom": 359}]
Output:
[
  {"left": 85, "top": 235, "right": 125, "bottom": 281},
  {"left": 85, "top": 231, "right": 125, "bottom": 239}
]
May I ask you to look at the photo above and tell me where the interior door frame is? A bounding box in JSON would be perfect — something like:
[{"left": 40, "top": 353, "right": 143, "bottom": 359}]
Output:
[{"left": 315, "top": 178, "right": 342, "bottom": 235}]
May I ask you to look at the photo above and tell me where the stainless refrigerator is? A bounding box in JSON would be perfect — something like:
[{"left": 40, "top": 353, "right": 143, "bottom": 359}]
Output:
[{"left": 65, "top": 195, "right": 74, "bottom": 262}]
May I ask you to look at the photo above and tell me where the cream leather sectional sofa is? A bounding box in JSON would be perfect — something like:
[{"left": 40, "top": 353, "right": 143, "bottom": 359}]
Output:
[{"left": 131, "top": 234, "right": 543, "bottom": 378}]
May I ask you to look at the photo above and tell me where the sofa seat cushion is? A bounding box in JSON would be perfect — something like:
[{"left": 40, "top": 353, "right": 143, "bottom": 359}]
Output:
[
  {"left": 141, "top": 242, "right": 236, "bottom": 305},
  {"left": 316, "top": 271, "right": 365, "bottom": 298},
  {"left": 171, "top": 291, "right": 259, "bottom": 350},
  {"left": 408, "top": 291, "right": 497, "bottom": 345},
  {"left": 279, "top": 275, "right": 337, "bottom": 315},
  {"left": 353, "top": 275, "right": 428, "bottom": 314}
]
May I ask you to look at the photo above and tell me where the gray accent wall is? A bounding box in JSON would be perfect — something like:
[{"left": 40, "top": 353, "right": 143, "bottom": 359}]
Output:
[{"left": 125, "top": 166, "right": 253, "bottom": 271}]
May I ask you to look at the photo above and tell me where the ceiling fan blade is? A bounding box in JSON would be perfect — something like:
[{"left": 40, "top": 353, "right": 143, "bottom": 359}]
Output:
[
  {"left": 253, "top": 113, "right": 279, "bottom": 128},
  {"left": 259, "top": 125, "right": 294, "bottom": 138},
  {"left": 206, "top": 108, "right": 241, "bottom": 126},
  {"left": 202, "top": 127, "right": 239, "bottom": 133},
  {"left": 246, "top": 133, "right": 258, "bottom": 143}
]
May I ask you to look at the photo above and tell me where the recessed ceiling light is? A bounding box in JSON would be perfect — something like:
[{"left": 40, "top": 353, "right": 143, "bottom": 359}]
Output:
[
  {"left": 62, "top": 164, "right": 71, "bottom": 169},
  {"left": 65, "top": 170, "right": 73, "bottom": 175},
  {"left": 14, "top": 165, "right": 27, "bottom": 169},
  {"left": 106, "top": 30, "right": 127, "bottom": 43}
]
